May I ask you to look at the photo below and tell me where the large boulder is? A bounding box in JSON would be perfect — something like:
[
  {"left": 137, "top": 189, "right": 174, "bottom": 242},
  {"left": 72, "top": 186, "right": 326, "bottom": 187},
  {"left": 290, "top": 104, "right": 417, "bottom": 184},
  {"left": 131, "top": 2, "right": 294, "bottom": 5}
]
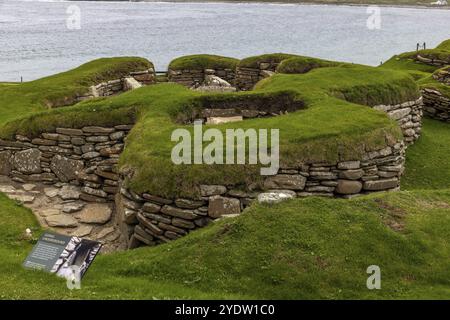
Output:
[
  {"left": 78, "top": 203, "right": 112, "bottom": 224},
  {"left": 50, "top": 155, "right": 84, "bottom": 182},
  {"left": 13, "top": 149, "right": 42, "bottom": 174}
]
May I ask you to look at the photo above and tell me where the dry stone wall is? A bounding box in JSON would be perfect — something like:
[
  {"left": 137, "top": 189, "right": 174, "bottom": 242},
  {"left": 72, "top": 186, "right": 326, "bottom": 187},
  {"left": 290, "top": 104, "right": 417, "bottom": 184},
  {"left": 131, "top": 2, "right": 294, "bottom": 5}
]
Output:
[
  {"left": 168, "top": 68, "right": 235, "bottom": 87},
  {"left": 373, "top": 97, "right": 423, "bottom": 144},
  {"left": 422, "top": 88, "right": 450, "bottom": 122},
  {"left": 235, "top": 62, "right": 278, "bottom": 91},
  {"left": 118, "top": 140, "right": 406, "bottom": 249},
  {"left": 0, "top": 125, "right": 133, "bottom": 201},
  {"left": 76, "top": 69, "right": 156, "bottom": 102},
  {"left": 0, "top": 97, "right": 422, "bottom": 249}
]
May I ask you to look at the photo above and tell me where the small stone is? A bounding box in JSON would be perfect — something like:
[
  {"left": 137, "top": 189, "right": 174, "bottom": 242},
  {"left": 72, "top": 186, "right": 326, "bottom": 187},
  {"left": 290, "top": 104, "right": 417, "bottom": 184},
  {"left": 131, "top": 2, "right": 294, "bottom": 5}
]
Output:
[
  {"left": 363, "top": 178, "right": 399, "bottom": 191},
  {"left": 44, "top": 187, "right": 59, "bottom": 198},
  {"left": 46, "top": 214, "right": 78, "bottom": 228},
  {"left": 208, "top": 196, "right": 241, "bottom": 218},
  {"left": 59, "top": 185, "right": 81, "bottom": 200},
  {"left": 22, "top": 184, "right": 36, "bottom": 191},
  {"left": 174, "top": 198, "right": 205, "bottom": 209},
  {"left": 9, "top": 194, "right": 35, "bottom": 203},
  {"left": 39, "top": 208, "right": 60, "bottom": 217},
  {"left": 257, "top": 190, "right": 296, "bottom": 204},
  {"left": 337, "top": 161, "right": 360, "bottom": 170},
  {"left": 335, "top": 180, "right": 363, "bottom": 195},
  {"left": 339, "top": 169, "right": 364, "bottom": 180},
  {"left": 142, "top": 202, "right": 161, "bottom": 213},
  {"left": 96, "top": 227, "right": 115, "bottom": 239},
  {"left": 200, "top": 185, "right": 227, "bottom": 197},
  {"left": 161, "top": 205, "right": 197, "bottom": 220},
  {"left": 0, "top": 185, "right": 16, "bottom": 193},
  {"left": 13, "top": 149, "right": 42, "bottom": 174},
  {"left": 62, "top": 202, "right": 85, "bottom": 213},
  {"left": 172, "top": 218, "right": 196, "bottom": 229},
  {"left": 263, "top": 174, "right": 306, "bottom": 190},
  {"left": 71, "top": 225, "right": 93, "bottom": 237}
]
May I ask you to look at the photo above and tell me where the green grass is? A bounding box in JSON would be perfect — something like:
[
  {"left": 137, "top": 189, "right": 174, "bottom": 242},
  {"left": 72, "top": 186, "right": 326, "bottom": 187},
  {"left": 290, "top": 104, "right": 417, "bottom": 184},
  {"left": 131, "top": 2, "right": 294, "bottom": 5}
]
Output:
[
  {"left": 0, "top": 188, "right": 449, "bottom": 299},
  {"left": 168, "top": 54, "right": 239, "bottom": 71},
  {"left": 0, "top": 57, "right": 153, "bottom": 128},
  {"left": 402, "top": 119, "right": 450, "bottom": 190},
  {"left": 0, "top": 62, "right": 419, "bottom": 198}
]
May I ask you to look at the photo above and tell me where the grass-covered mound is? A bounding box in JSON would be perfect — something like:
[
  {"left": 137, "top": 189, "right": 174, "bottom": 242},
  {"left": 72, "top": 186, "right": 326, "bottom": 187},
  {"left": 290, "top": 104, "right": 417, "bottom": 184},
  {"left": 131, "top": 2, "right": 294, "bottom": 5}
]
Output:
[
  {"left": 238, "top": 53, "right": 300, "bottom": 69},
  {"left": 168, "top": 54, "right": 239, "bottom": 71},
  {"left": 0, "top": 62, "right": 419, "bottom": 198},
  {"left": 276, "top": 56, "right": 344, "bottom": 74},
  {"left": 0, "top": 57, "right": 153, "bottom": 128},
  {"left": 0, "top": 186, "right": 449, "bottom": 299}
]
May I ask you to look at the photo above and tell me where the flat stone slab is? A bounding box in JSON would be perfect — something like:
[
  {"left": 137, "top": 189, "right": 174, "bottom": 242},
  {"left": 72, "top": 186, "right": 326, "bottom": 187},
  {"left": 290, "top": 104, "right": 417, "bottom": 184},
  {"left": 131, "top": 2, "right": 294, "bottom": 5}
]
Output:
[
  {"left": 59, "top": 185, "right": 81, "bottom": 200},
  {"left": 44, "top": 187, "right": 59, "bottom": 198},
  {"left": 70, "top": 225, "right": 93, "bottom": 237},
  {"left": 9, "top": 194, "right": 35, "bottom": 203},
  {"left": 96, "top": 226, "right": 115, "bottom": 239},
  {"left": 257, "top": 190, "right": 296, "bottom": 204},
  {"left": 22, "top": 184, "right": 36, "bottom": 191},
  {"left": 62, "top": 202, "right": 85, "bottom": 213},
  {"left": 45, "top": 214, "right": 78, "bottom": 228},
  {"left": 78, "top": 203, "right": 112, "bottom": 224},
  {"left": 0, "top": 185, "right": 16, "bottom": 193},
  {"left": 39, "top": 208, "right": 60, "bottom": 217}
]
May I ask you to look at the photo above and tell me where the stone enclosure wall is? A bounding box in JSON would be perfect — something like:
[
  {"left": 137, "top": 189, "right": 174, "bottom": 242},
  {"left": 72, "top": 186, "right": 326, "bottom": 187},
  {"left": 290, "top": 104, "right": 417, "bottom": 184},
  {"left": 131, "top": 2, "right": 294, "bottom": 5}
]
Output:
[
  {"left": 0, "top": 125, "right": 133, "bottom": 201},
  {"left": 168, "top": 68, "right": 235, "bottom": 88},
  {"left": 118, "top": 139, "right": 406, "bottom": 248},
  {"left": 235, "top": 61, "right": 278, "bottom": 91},
  {"left": 422, "top": 88, "right": 450, "bottom": 122},
  {"left": 76, "top": 69, "right": 156, "bottom": 102},
  {"left": 373, "top": 97, "right": 423, "bottom": 145},
  {"left": 0, "top": 95, "right": 423, "bottom": 249}
]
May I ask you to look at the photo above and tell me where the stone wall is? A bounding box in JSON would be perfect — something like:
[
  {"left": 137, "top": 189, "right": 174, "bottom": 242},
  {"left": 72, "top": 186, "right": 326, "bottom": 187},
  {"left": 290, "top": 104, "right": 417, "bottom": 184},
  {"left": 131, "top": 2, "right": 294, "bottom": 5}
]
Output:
[
  {"left": 0, "top": 98, "right": 421, "bottom": 250},
  {"left": 76, "top": 69, "right": 156, "bottom": 102},
  {"left": 118, "top": 140, "right": 406, "bottom": 249},
  {"left": 433, "top": 67, "right": 450, "bottom": 85},
  {"left": 422, "top": 88, "right": 450, "bottom": 122},
  {"left": 416, "top": 54, "right": 450, "bottom": 67},
  {"left": 372, "top": 97, "right": 423, "bottom": 144},
  {"left": 168, "top": 68, "right": 235, "bottom": 88},
  {"left": 0, "top": 125, "right": 133, "bottom": 201},
  {"left": 235, "top": 62, "right": 278, "bottom": 91}
]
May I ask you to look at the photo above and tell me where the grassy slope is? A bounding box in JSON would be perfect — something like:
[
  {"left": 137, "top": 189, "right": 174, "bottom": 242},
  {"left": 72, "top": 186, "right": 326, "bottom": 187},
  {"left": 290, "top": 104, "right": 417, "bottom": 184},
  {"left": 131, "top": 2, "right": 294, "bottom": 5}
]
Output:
[
  {"left": 0, "top": 57, "right": 153, "bottom": 128},
  {"left": 1, "top": 185, "right": 449, "bottom": 299}
]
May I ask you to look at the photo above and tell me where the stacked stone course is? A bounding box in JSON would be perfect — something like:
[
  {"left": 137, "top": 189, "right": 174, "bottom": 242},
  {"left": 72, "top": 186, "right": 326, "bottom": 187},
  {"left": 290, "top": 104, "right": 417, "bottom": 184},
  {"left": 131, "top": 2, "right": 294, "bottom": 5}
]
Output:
[
  {"left": 118, "top": 139, "right": 407, "bottom": 249},
  {"left": 235, "top": 61, "right": 278, "bottom": 91},
  {"left": 372, "top": 97, "right": 423, "bottom": 144},
  {"left": 168, "top": 68, "right": 235, "bottom": 87}
]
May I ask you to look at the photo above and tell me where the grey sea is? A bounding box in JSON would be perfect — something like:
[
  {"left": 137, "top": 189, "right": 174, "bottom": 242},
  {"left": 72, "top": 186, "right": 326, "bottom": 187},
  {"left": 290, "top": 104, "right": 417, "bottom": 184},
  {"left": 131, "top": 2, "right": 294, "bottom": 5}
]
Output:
[{"left": 0, "top": 0, "right": 449, "bottom": 82}]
